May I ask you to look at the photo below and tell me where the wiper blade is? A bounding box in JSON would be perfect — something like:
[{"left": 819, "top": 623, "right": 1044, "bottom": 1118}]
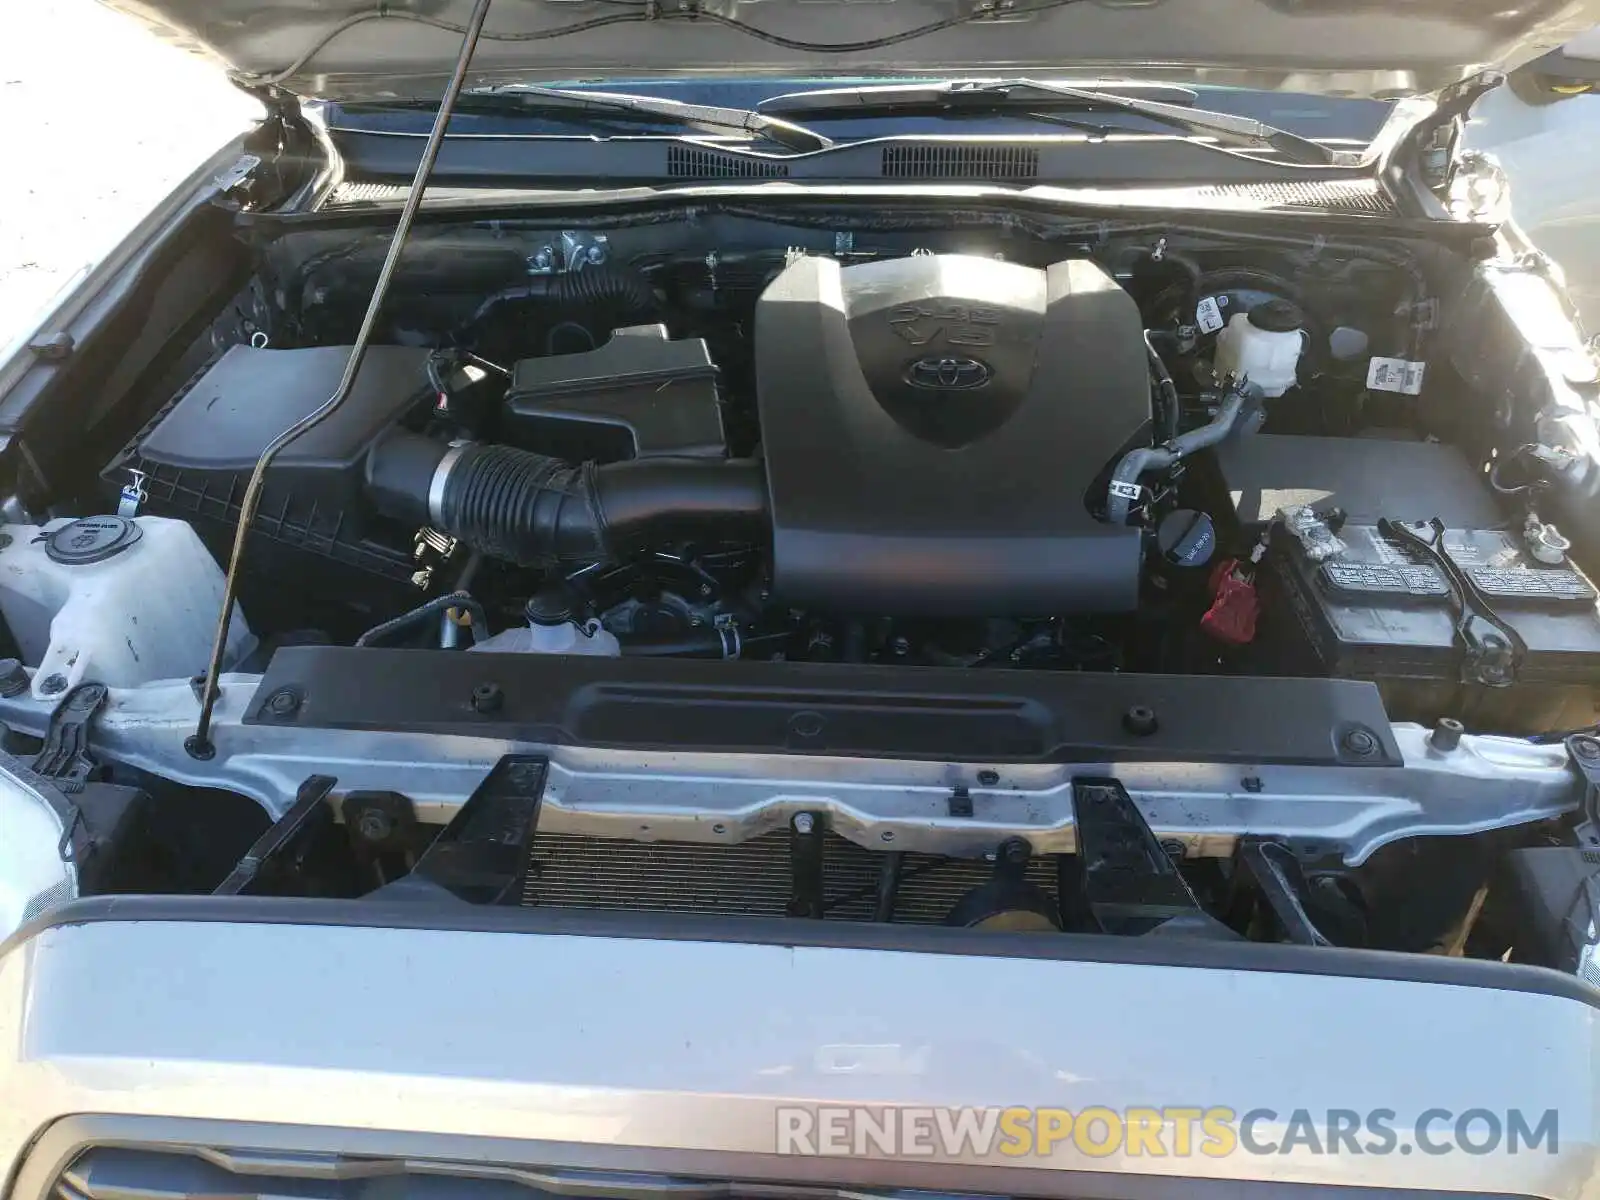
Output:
[
  {"left": 761, "top": 80, "right": 1200, "bottom": 114},
  {"left": 760, "top": 79, "right": 1339, "bottom": 166},
  {"left": 466, "top": 85, "right": 832, "bottom": 153}
]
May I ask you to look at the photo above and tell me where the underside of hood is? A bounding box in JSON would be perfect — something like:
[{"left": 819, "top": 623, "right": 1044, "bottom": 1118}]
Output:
[{"left": 105, "top": 0, "right": 1600, "bottom": 104}]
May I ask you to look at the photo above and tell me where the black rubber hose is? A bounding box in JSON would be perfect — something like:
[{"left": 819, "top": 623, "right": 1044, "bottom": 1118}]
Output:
[
  {"left": 366, "top": 431, "right": 768, "bottom": 566},
  {"left": 440, "top": 444, "right": 607, "bottom": 562},
  {"left": 460, "top": 266, "right": 658, "bottom": 333},
  {"left": 1145, "top": 330, "right": 1180, "bottom": 444},
  {"left": 619, "top": 629, "right": 737, "bottom": 659},
  {"left": 355, "top": 591, "right": 487, "bottom": 648}
]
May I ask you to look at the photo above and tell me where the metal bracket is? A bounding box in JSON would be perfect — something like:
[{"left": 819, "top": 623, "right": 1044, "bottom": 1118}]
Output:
[
  {"left": 27, "top": 332, "right": 74, "bottom": 362},
  {"left": 1409, "top": 70, "right": 1504, "bottom": 193},
  {"left": 1434, "top": 70, "right": 1506, "bottom": 123},
  {"left": 1565, "top": 734, "right": 1600, "bottom": 848},
  {"left": 787, "top": 810, "right": 826, "bottom": 917},
  {"left": 1071, "top": 778, "right": 1204, "bottom": 935},
  {"left": 210, "top": 154, "right": 262, "bottom": 197},
  {"left": 527, "top": 231, "right": 610, "bottom": 275},
  {"left": 411, "top": 756, "right": 548, "bottom": 904},
  {"left": 1378, "top": 517, "right": 1524, "bottom": 688},
  {"left": 215, "top": 775, "right": 338, "bottom": 895},
  {"left": 948, "top": 784, "right": 974, "bottom": 818},
  {"left": 1237, "top": 838, "right": 1332, "bottom": 946},
  {"left": 32, "top": 683, "right": 108, "bottom": 793}
]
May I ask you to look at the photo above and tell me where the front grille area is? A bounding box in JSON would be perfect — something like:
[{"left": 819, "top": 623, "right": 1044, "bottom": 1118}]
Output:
[{"left": 522, "top": 830, "right": 1058, "bottom": 924}]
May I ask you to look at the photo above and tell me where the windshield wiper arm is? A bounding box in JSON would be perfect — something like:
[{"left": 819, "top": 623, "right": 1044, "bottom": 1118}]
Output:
[
  {"left": 476, "top": 85, "right": 832, "bottom": 153},
  {"left": 760, "top": 79, "right": 1338, "bottom": 165}
]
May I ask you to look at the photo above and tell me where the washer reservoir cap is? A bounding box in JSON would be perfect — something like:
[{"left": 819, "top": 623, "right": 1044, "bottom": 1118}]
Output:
[{"left": 45, "top": 516, "right": 143, "bottom": 565}]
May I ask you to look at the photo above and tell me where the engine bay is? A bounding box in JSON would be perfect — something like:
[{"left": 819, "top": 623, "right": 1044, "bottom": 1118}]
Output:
[
  {"left": 5, "top": 199, "right": 1600, "bottom": 964},
  {"left": 92, "top": 213, "right": 1600, "bottom": 727}
]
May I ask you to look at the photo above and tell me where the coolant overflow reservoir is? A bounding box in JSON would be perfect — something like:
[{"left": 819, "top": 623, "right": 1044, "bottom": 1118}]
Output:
[
  {"left": 1213, "top": 298, "right": 1305, "bottom": 398},
  {"left": 470, "top": 586, "right": 621, "bottom": 656}
]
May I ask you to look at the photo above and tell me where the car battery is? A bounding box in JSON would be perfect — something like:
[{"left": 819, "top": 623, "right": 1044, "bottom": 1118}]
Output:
[{"left": 1268, "top": 518, "right": 1600, "bottom": 732}]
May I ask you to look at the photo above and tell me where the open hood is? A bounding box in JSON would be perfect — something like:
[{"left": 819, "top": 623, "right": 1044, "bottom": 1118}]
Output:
[{"left": 103, "top": 0, "right": 1600, "bottom": 102}]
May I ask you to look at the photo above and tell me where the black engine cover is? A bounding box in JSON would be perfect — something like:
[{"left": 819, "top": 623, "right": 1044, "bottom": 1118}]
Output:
[{"left": 754, "top": 254, "right": 1148, "bottom": 615}]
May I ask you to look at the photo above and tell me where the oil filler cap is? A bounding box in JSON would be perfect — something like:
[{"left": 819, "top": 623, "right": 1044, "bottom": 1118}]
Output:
[{"left": 44, "top": 516, "right": 143, "bottom": 565}]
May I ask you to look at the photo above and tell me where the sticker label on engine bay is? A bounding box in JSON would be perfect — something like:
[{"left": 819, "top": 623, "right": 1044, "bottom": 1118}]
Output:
[
  {"left": 1366, "top": 357, "right": 1427, "bottom": 395},
  {"left": 1195, "top": 296, "right": 1226, "bottom": 335}
]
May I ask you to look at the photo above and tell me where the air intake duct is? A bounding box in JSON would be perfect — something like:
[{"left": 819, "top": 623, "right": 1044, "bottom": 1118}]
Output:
[{"left": 365, "top": 431, "right": 767, "bottom": 564}]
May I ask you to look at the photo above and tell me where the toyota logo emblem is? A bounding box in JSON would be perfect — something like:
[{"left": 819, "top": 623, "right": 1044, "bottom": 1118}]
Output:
[{"left": 904, "top": 356, "right": 992, "bottom": 390}]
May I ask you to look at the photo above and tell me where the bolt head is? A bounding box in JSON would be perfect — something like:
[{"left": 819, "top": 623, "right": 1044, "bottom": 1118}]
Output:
[
  {"left": 977, "top": 769, "right": 1000, "bottom": 787},
  {"left": 471, "top": 682, "right": 504, "bottom": 714},
  {"left": 39, "top": 673, "right": 67, "bottom": 695},
  {"left": 1122, "top": 704, "right": 1159, "bottom": 737},
  {"left": 266, "top": 689, "right": 300, "bottom": 717},
  {"left": 357, "top": 809, "right": 394, "bottom": 842},
  {"left": 1342, "top": 728, "right": 1379, "bottom": 757},
  {"left": 792, "top": 812, "right": 815, "bottom": 835},
  {"left": 1575, "top": 735, "right": 1600, "bottom": 760},
  {"left": 0, "top": 659, "right": 27, "bottom": 698}
]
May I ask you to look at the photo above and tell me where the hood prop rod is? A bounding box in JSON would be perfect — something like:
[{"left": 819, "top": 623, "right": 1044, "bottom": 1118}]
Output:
[{"left": 186, "top": 0, "right": 495, "bottom": 759}]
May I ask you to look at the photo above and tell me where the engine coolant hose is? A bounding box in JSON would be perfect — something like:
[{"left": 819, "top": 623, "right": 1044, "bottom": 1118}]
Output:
[
  {"left": 366, "top": 431, "right": 768, "bottom": 564},
  {"left": 1105, "top": 379, "right": 1254, "bottom": 526}
]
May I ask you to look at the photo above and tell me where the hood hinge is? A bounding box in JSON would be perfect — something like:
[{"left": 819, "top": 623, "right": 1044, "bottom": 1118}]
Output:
[
  {"left": 1413, "top": 70, "right": 1504, "bottom": 194},
  {"left": 213, "top": 85, "right": 319, "bottom": 211}
]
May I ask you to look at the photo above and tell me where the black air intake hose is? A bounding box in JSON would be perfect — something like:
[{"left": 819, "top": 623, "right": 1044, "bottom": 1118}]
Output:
[
  {"left": 366, "top": 432, "right": 768, "bottom": 565},
  {"left": 461, "top": 266, "right": 658, "bottom": 332}
]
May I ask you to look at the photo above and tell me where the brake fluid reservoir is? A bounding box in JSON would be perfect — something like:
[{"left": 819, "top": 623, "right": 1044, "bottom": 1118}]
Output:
[
  {"left": 0, "top": 516, "right": 254, "bottom": 699},
  {"left": 1213, "top": 298, "right": 1306, "bottom": 398}
]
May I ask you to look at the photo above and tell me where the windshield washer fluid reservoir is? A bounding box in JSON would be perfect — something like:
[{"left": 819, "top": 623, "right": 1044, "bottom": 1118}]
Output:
[
  {"left": 1213, "top": 298, "right": 1305, "bottom": 398},
  {"left": 0, "top": 516, "right": 254, "bottom": 700}
]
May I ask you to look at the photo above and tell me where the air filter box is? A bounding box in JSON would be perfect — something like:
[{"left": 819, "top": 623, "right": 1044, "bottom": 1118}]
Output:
[{"left": 102, "top": 344, "right": 435, "bottom": 633}]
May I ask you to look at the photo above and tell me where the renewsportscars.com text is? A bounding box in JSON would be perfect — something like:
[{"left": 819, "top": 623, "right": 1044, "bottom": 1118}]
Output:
[{"left": 775, "top": 1106, "right": 1560, "bottom": 1158}]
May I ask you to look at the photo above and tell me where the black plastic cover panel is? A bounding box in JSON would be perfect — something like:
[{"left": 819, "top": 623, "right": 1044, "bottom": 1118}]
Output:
[
  {"left": 754, "top": 254, "right": 1146, "bottom": 615},
  {"left": 504, "top": 325, "right": 726, "bottom": 462},
  {"left": 137, "top": 345, "right": 431, "bottom": 472},
  {"left": 247, "top": 646, "right": 1401, "bottom": 767},
  {"left": 1213, "top": 434, "right": 1504, "bottom": 529}
]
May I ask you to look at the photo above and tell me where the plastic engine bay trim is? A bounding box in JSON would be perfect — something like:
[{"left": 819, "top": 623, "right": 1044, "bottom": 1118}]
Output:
[{"left": 244, "top": 649, "right": 1403, "bottom": 767}]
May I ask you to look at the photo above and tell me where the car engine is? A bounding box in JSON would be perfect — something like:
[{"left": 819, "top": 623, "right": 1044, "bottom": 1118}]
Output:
[
  {"left": 3, "top": 205, "right": 1599, "bottom": 964},
  {"left": 93, "top": 226, "right": 1600, "bottom": 727}
]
